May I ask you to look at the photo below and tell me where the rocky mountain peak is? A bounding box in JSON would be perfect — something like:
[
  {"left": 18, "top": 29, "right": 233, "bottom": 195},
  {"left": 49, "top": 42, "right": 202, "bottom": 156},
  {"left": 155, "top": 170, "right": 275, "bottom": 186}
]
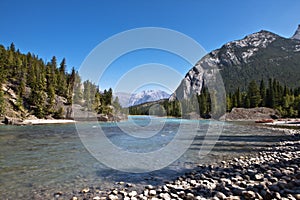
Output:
[
  {"left": 291, "top": 24, "right": 300, "bottom": 40},
  {"left": 129, "top": 90, "right": 170, "bottom": 106},
  {"left": 115, "top": 90, "right": 170, "bottom": 107},
  {"left": 170, "top": 27, "right": 300, "bottom": 101}
]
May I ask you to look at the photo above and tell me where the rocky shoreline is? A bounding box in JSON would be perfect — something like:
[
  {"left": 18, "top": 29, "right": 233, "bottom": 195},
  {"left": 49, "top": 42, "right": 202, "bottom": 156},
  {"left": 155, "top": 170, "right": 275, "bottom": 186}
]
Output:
[{"left": 43, "top": 129, "right": 300, "bottom": 200}]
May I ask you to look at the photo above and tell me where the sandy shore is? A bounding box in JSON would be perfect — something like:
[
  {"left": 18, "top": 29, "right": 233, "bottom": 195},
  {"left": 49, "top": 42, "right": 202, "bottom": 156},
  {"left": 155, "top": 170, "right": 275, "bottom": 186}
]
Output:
[{"left": 23, "top": 119, "right": 75, "bottom": 125}]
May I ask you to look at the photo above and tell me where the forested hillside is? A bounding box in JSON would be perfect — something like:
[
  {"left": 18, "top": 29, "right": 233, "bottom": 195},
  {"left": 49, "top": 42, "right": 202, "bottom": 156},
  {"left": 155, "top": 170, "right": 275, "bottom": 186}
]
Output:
[
  {"left": 129, "top": 78, "right": 300, "bottom": 118},
  {"left": 0, "top": 43, "right": 118, "bottom": 119}
]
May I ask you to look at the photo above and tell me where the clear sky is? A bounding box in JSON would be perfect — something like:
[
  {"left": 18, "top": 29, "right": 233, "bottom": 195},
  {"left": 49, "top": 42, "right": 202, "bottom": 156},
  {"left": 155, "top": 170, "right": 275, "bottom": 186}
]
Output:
[{"left": 1, "top": 0, "right": 300, "bottom": 92}]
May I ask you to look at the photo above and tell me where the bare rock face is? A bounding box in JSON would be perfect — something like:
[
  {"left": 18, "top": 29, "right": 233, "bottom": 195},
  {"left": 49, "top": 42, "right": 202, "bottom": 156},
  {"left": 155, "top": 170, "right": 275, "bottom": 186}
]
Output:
[
  {"left": 169, "top": 30, "right": 278, "bottom": 101},
  {"left": 291, "top": 24, "right": 300, "bottom": 40},
  {"left": 169, "top": 53, "right": 223, "bottom": 101}
]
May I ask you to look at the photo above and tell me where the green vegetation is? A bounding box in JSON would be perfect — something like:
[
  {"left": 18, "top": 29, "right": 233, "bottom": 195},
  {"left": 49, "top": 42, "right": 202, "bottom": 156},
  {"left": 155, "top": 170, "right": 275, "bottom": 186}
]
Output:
[
  {"left": 130, "top": 78, "right": 300, "bottom": 118},
  {"left": 227, "top": 78, "right": 300, "bottom": 117},
  {"left": 0, "top": 43, "right": 119, "bottom": 119},
  {"left": 129, "top": 84, "right": 212, "bottom": 118}
]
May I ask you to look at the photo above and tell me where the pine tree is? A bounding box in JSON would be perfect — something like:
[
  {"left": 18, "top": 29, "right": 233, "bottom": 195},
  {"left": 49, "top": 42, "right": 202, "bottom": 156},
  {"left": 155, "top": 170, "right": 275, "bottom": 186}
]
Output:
[
  {"left": 266, "top": 78, "right": 275, "bottom": 108},
  {"left": 226, "top": 95, "right": 232, "bottom": 112},
  {"left": 112, "top": 96, "right": 122, "bottom": 112},
  {"left": 93, "top": 89, "right": 102, "bottom": 113},
  {"left": 67, "top": 67, "right": 76, "bottom": 104},
  {"left": 73, "top": 72, "right": 83, "bottom": 104},
  {"left": 29, "top": 89, "right": 46, "bottom": 118},
  {"left": 259, "top": 79, "right": 266, "bottom": 107},
  {"left": 57, "top": 58, "right": 68, "bottom": 97},
  {"left": 47, "top": 84, "right": 56, "bottom": 114},
  {"left": 83, "top": 80, "right": 92, "bottom": 110},
  {"left": 248, "top": 80, "right": 261, "bottom": 108},
  {"left": 9, "top": 43, "right": 16, "bottom": 52},
  {"left": 49, "top": 56, "right": 58, "bottom": 89},
  {"left": 236, "top": 87, "right": 242, "bottom": 107}
]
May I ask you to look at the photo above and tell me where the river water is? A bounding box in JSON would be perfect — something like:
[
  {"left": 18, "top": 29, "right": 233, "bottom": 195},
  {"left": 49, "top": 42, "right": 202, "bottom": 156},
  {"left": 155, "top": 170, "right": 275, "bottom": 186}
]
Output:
[{"left": 0, "top": 116, "right": 288, "bottom": 199}]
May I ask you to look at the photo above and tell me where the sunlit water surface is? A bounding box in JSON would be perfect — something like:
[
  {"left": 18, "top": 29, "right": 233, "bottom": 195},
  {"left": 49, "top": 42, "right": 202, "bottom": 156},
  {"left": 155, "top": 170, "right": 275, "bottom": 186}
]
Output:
[{"left": 0, "top": 116, "right": 288, "bottom": 199}]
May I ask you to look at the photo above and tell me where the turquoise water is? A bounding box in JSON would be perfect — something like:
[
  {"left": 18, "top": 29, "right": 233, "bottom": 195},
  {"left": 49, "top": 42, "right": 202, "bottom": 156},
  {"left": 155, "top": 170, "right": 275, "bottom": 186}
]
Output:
[{"left": 0, "top": 116, "right": 287, "bottom": 199}]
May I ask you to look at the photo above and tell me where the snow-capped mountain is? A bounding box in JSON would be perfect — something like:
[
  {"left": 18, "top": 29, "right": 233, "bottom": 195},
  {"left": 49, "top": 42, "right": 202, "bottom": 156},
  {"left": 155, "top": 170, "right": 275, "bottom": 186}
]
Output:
[
  {"left": 129, "top": 90, "right": 170, "bottom": 106},
  {"left": 115, "top": 90, "right": 170, "bottom": 107},
  {"left": 170, "top": 25, "right": 300, "bottom": 101}
]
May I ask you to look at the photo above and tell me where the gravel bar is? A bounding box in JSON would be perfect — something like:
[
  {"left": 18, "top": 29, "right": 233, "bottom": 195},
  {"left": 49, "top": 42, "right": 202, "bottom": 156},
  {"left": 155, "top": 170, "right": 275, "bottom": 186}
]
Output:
[{"left": 42, "top": 131, "right": 300, "bottom": 200}]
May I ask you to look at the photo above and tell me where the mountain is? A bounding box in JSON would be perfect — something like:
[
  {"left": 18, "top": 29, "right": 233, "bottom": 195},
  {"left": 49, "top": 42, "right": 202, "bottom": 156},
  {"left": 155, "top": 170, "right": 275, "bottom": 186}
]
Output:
[
  {"left": 129, "top": 90, "right": 170, "bottom": 106},
  {"left": 113, "top": 92, "right": 131, "bottom": 107},
  {"left": 292, "top": 24, "right": 300, "bottom": 40},
  {"left": 116, "top": 90, "right": 170, "bottom": 107},
  {"left": 170, "top": 25, "right": 300, "bottom": 100}
]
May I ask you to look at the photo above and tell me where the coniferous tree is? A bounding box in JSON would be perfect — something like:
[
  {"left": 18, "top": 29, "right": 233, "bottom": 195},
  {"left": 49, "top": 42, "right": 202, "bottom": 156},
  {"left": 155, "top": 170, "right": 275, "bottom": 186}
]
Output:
[
  {"left": 9, "top": 43, "right": 16, "bottom": 52},
  {"left": 266, "top": 78, "right": 275, "bottom": 108},
  {"left": 259, "top": 79, "right": 266, "bottom": 107},
  {"left": 248, "top": 80, "right": 261, "bottom": 108},
  {"left": 83, "top": 80, "right": 94, "bottom": 110},
  {"left": 67, "top": 67, "right": 76, "bottom": 104},
  {"left": 73, "top": 72, "right": 83, "bottom": 104},
  {"left": 226, "top": 95, "right": 232, "bottom": 112},
  {"left": 112, "top": 96, "right": 122, "bottom": 112},
  {"left": 57, "top": 58, "right": 68, "bottom": 97}
]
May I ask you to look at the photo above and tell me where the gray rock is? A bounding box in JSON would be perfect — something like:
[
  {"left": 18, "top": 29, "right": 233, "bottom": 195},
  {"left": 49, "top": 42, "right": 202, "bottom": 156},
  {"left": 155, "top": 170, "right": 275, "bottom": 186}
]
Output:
[
  {"left": 215, "top": 191, "right": 227, "bottom": 200},
  {"left": 128, "top": 191, "right": 137, "bottom": 197},
  {"left": 146, "top": 185, "right": 154, "bottom": 190},
  {"left": 269, "top": 184, "right": 280, "bottom": 192},
  {"left": 226, "top": 196, "right": 241, "bottom": 200},
  {"left": 287, "top": 194, "right": 297, "bottom": 200},
  {"left": 254, "top": 174, "right": 264, "bottom": 181},
  {"left": 275, "top": 192, "right": 281, "bottom": 199},
  {"left": 242, "top": 190, "right": 256, "bottom": 200},
  {"left": 112, "top": 190, "right": 118, "bottom": 195},
  {"left": 126, "top": 183, "right": 133, "bottom": 187},
  {"left": 108, "top": 194, "right": 118, "bottom": 200},
  {"left": 178, "top": 191, "right": 185, "bottom": 198},
  {"left": 149, "top": 190, "right": 156, "bottom": 196},
  {"left": 186, "top": 193, "right": 194, "bottom": 198},
  {"left": 159, "top": 193, "right": 171, "bottom": 200},
  {"left": 230, "top": 185, "right": 244, "bottom": 196},
  {"left": 293, "top": 194, "right": 300, "bottom": 200}
]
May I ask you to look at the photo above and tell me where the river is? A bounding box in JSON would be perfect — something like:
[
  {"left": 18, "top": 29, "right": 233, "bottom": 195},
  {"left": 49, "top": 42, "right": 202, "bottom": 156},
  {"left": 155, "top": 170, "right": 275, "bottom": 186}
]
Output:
[{"left": 0, "top": 116, "right": 288, "bottom": 199}]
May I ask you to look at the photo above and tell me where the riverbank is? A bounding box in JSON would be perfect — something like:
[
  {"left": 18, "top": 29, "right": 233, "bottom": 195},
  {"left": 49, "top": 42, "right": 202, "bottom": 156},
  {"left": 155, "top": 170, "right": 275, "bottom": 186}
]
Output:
[
  {"left": 48, "top": 129, "right": 300, "bottom": 200},
  {"left": 23, "top": 119, "right": 75, "bottom": 125},
  {"left": 0, "top": 116, "right": 76, "bottom": 125}
]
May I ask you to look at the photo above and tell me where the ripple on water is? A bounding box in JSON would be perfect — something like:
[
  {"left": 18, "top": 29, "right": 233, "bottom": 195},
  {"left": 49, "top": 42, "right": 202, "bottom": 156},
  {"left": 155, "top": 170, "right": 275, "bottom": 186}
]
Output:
[{"left": 0, "top": 118, "right": 288, "bottom": 198}]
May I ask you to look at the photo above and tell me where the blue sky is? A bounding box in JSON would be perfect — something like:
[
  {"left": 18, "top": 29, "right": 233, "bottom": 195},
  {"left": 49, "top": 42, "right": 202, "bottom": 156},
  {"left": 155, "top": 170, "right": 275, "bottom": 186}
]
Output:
[{"left": 0, "top": 0, "right": 300, "bottom": 92}]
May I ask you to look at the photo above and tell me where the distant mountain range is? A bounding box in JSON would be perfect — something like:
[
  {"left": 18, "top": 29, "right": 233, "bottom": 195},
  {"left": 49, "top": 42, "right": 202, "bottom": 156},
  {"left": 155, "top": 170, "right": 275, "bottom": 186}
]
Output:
[
  {"left": 115, "top": 90, "right": 170, "bottom": 107},
  {"left": 171, "top": 25, "right": 300, "bottom": 100}
]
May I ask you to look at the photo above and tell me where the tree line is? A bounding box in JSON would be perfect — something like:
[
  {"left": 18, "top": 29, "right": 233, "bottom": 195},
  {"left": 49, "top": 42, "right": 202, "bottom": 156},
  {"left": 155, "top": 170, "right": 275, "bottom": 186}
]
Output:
[
  {"left": 130, "top": 78, "right": 300, "bottom": 118},
  {"left": 227, "top": 78, "right": 300, "bottom": 117},
  {"left": 129, "top": 84, "right": 212, "bottom": 118},
  {"left": 0, "top": 43, "right": 118, "bottom": 118}
]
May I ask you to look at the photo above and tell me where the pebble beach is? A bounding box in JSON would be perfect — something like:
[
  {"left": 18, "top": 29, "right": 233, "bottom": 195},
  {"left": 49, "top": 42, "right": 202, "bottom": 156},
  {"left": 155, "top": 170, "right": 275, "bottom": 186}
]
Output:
[{"left": 43, "top": 128, "right": 300, "bottom": 200}]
